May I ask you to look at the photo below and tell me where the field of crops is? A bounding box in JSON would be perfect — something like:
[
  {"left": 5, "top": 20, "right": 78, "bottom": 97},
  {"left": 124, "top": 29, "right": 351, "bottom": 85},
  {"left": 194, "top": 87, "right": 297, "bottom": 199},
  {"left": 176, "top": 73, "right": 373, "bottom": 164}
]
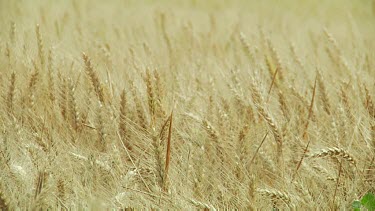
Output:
[{"left": 0, "top": 0, "right": 374, "bottom": 209}]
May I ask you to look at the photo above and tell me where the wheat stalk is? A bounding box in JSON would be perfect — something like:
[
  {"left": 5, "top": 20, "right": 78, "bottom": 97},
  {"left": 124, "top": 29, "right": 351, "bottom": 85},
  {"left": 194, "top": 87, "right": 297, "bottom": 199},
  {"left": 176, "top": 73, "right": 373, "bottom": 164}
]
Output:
[
  {"left": 302, "top": 75, "right": 317, "bottom": 139},
  {"left": 153, "top": 132, "right": 164, "bottom": 188},
  {"left": 163, "top": 111, "right": 173, "bottom": 192},
  {"left": 34, "top": 170, "right": 47, "bottom": 199},
  {"left": 277, "top": 90, "right": 289, "bottom": 120}
]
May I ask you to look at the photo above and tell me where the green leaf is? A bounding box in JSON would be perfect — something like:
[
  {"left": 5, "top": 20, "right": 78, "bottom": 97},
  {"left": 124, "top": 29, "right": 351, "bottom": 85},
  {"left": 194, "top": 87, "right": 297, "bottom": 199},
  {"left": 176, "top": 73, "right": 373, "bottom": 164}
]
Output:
[
  {"left": 361, "top": 193, "right": 375, "bottom": 211},
  {"left": 352, "top": 200, "right": 361, "bottom": 211}
]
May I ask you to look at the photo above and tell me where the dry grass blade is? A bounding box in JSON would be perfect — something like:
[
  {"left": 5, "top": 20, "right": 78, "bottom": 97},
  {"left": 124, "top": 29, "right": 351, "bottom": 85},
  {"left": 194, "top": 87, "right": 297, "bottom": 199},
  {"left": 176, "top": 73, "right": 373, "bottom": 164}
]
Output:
[
  {"left": 267, "top": 66, "right": 279, "bottom": 102},
  {"left": 163, "top": 111, "right": 173, "bottom": 191},
  {"left": 119, "top": 89, "right": 131, "bottom": 152},
  {"left": 117, "top": 131, "right": 152, "bottom": 193},
  {"left": 291, "top": 139, "right": 311, "bottom": 182},
  {"left": 34, "top": 171, "right": 46, "bottom": 199},
  {"left": 249, "top": 132, "right": 268, "bottom": 167},
  {"left": 302, "top": 74, "right": 317, "bottom": 140}
]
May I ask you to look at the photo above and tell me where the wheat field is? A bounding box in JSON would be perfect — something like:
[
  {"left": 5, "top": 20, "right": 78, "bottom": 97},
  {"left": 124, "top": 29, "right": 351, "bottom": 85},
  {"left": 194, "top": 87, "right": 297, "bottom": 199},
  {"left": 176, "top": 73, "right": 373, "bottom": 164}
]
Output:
[{"left": 0, "top": 0, "right": 374, "bottom": 210}]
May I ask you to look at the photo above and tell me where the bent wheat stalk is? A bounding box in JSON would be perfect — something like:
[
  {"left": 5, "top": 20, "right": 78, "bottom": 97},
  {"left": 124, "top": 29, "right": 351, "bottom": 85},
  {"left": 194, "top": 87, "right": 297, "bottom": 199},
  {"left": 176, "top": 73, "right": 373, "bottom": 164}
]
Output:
[
  {"left": 309, "top": 147, "right": 356, "bottom": 166},
  {"left": 163, "top": 111, "right": 173, "bottom": 192}
]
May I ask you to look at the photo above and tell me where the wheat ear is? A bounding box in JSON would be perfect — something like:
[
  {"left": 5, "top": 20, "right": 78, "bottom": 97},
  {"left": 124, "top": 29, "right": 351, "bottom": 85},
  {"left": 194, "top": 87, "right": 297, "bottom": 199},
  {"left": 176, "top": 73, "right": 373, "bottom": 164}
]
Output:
[
  {"left": 119, "top": 89, "right": 131, "bottom": 151},
  {"left": 309, "top": 147, "right": 356, "bottom": 165},
  {"left": 257, "top": 188, "right": 291, "bottom": 207},
  {"left": 239, "top": 32, "right": 255, "bottom": 64},
  {"left": 6, "top": 72, "right": 16, "bottom": 114},
  {"left": 27, "top": 64, "right": 40, "bottom": 108},
  {"left": 250, "top": 82, "right": 283, "bottom": 163},
  {"left": 58, "top": 75, "right": 67, "bottom": 120},
  {"left": 82, "top": 52, "right": 105, "bottom": 103},
  {"left": 36, "top": 24, "right": 45, "bottom": 68},
  {"left": 317, "top": 71, "right": 331, "bottom": 115},
  {"left": 68, "top": 78, "right": 80, "bottom": 131},
  {"left": 47, "top": 49, "right": 55, "bottom": 103},
  {"left": 144, "top": 68, "right": 155, "bottom": 126}
]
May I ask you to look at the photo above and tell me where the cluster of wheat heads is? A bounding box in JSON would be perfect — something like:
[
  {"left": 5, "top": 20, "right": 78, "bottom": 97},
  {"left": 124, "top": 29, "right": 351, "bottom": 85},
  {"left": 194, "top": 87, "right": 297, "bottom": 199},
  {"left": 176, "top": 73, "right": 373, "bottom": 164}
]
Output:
[{"left": 0, "top": 0, "right": 374, "bottom": 209}]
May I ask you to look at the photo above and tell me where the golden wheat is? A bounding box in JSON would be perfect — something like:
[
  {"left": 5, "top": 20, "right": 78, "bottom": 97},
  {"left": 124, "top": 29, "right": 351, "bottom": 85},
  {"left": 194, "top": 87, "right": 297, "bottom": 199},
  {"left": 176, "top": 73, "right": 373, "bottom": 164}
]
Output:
[{"left": 0, "top": 0, "right": 373, "bottom": 209}]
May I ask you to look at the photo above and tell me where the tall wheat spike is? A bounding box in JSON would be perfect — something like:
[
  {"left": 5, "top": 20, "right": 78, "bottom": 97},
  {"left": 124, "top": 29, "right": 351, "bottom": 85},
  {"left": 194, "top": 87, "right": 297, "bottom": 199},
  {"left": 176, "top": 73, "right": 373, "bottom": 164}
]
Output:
[
  {"left": 58, "top": 76, "right": 68, "bottom": 120},
  {"left": 68, "top": 78, "right": 80, "bottom": 131},
  {"left": 47, "top": 49, "right": 56, "bottom": 103},
  {"left": 317, "top": 71, "right": 331, "bottom": 114},
  {"left": 36, "top": 24, "right": 45, "bottom": 68},
  {"left": 250, "top": 82, "right": 283, "bottom": 163},
  {"left": 144, "top": 69, "right": 155, "bottom": 126},
  {"left": 82, "top": 53, "right": 105, "bottom": 104}
]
